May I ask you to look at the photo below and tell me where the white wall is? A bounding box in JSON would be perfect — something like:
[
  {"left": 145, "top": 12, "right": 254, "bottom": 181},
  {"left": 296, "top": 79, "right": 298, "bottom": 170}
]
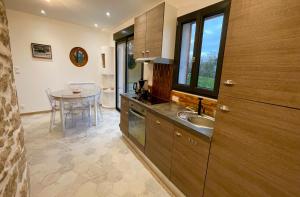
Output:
[{"left": 7, "top": 10, "right": 111, "bottom": 113}]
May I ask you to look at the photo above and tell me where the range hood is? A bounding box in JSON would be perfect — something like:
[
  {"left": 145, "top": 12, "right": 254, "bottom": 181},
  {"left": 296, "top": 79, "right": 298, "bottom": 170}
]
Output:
[{"left": 135, "top": 57, "right": 174, "bottom": 65}]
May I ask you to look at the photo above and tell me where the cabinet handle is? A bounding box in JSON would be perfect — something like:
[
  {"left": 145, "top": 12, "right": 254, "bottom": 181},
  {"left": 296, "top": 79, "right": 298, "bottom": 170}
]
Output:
[
  {"left": 145, "top": 50, "right": 150, "bottom": 53},
  {"left": 156, "top": 120, "right": 160, "bottom": 125},
  {"left": 188, "top": 138, "right": 198, "bottom": 145},
  {"left": 223, "top": 80, "right": 236, "bottom": 86},
  {"left": 175, "top": 132, "right": 182, "bottom": 137},
  {"left": 192, "top": 56, "right": 196, "bottom": 63},
  {"left": 219, "top": 105, "right": 230, "bottom": 112},
  {"left": 141, "top": 51, "right": 145, "bottom": 54}
]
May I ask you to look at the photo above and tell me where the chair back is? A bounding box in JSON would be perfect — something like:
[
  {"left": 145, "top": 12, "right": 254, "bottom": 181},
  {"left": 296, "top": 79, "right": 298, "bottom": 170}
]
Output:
[
  {"left": 68, "top": 82, "right": 97, "bottom": 91},
  {"left": 45, "top": 88, "right": 56, "bottom": 108}
]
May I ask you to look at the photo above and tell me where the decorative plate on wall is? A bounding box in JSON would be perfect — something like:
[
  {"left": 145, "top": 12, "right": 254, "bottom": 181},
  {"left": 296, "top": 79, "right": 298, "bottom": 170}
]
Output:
[{"left": 69, "top": 47, "right": 88, "bottom": 67}]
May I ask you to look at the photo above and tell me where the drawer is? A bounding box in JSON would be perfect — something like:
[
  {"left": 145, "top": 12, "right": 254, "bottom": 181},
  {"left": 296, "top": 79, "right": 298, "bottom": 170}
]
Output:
[
  {"left": 147, "top": 112, "right": 173, "bottom": 132},
  {"left": 173, "top": 126, "right": 210, "bottom": 158}
]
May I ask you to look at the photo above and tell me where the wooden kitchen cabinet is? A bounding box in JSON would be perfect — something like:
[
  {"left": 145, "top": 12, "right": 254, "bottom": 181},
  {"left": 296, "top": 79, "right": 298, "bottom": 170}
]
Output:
[
  {"left": 171, "top": 126, "right": 210, "bottom": 197},
  {"left": 145, "top": 112, "right": 173, "bottom": 177},
  {"left": 145, "top": 3, "right": 164, "bottom": 58},
  {"left": 133, "top": 2, "right": 177, "bottom": 61},
  {"left": 204, "top": 95, "right": 300, "bottom": 196},
  {"left": 133, "top": 13, "right": 147, "bottom": 59},
  {"left": 218, "top": 0, "right": 300, "bottom": 109},
  {"left": 120, "top": 96, "right": 129, "bottom": 136}
]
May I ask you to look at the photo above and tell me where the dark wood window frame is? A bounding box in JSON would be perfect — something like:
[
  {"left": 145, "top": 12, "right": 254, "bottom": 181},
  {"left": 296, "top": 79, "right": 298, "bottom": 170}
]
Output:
[{"left": 173, "top": 1, "right": 231, "bottom": 99}]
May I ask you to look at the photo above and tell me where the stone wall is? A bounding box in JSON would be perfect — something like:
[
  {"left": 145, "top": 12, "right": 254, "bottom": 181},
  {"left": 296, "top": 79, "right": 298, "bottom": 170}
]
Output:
[{"left": 0, "top": 0, "right": 30, "bottom": 196}]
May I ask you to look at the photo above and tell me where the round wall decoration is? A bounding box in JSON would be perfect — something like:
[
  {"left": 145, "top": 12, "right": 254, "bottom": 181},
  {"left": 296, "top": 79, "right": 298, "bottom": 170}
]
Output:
[{"left": 69, "top": 47, "right": 88, "bottom": 67}]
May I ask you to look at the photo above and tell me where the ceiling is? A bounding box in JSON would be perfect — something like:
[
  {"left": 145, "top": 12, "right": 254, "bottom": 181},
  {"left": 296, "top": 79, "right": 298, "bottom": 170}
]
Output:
[{"left": 4, "top": 0, "right": 161, "bottom": 30}]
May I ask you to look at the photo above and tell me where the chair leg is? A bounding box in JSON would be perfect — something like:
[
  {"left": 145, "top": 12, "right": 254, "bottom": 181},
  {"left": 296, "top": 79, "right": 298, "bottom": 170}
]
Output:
[
  {"left": 98, "top": 105, "right": 103, "bottom": 121},
  {"left": 88, "top": 104, "right": 92, "bottom": 127},
  {"left": 49, "top": 109, "right": 55, "bottom": 132}
]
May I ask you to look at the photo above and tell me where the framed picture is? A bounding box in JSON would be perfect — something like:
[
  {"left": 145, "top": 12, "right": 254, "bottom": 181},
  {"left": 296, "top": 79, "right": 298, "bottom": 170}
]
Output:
[
  {"left": 31, "top": 43, "right": 52, "bottom": 59},
  {"left": 69, "top": 47, "right": 88, "bottom": 67}
]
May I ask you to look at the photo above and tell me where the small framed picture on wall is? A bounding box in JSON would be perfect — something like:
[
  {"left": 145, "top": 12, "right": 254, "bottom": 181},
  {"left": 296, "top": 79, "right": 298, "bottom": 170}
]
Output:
[{"left": 31, "top": 43, "right": 52, "bottom": 59}]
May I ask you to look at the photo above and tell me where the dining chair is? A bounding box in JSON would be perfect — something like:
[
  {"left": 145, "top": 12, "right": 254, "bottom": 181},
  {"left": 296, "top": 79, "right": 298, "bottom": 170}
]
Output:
[
  {"left": 45, "top": 89, "right": 59, "bottom": 132},
  {"left": 63, "top": 97, "right": 92, "bottom": 129}
]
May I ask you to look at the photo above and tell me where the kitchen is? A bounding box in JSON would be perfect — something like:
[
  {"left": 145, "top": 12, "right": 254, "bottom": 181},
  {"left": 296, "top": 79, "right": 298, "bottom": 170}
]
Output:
[
  {"left": 1, "top": 0, "right": 300, "bottom": 196},
  {"left": 115, "top": 0, "right": 300, "bottom": 196}
]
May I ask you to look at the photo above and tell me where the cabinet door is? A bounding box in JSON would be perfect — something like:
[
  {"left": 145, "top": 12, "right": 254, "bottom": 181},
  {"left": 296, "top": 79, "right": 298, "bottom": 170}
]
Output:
[
  {"left": 145, "top": 112, "right": 173, "bottom": 177},
  {"left": 204, "top": 95, "right": 300, "bottom": 197},
  {"left": 134, "top": 13, "right": 147, "bottom": 59},
  {"left": 145, "top": 3, "right": 164, "bottom": 58},
  {"left": 120, "top": 97, "right": 129, "bottom": 136},
  {"left": 219, "top": 0, "right": 300, "bottom": 109},
  {"left": 171, "top": 126, "right": 210, "bottom": 197}
]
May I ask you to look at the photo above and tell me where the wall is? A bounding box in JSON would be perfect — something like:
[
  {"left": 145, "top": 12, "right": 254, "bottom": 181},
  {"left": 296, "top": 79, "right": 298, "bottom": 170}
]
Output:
[
  {"left": 168, "top": 0, "right": 223, "bottom": 16},
  {"left": 0, "top": 1, "right": 30, "bottom": 196},
  {"left": 6, "top": 9, "right": 111, "bottom": 113}
]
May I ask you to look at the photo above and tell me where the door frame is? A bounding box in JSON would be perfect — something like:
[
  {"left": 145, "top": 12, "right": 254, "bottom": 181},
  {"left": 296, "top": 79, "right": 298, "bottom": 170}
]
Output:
[{"left": 115, "top": 34, "right": 134, "bottom": 111}]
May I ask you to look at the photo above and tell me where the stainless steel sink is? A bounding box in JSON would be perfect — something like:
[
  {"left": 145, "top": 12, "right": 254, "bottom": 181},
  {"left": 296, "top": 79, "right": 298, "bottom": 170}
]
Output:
[{"left": 177, "top": 111, "right": 215, "bottom": 129}]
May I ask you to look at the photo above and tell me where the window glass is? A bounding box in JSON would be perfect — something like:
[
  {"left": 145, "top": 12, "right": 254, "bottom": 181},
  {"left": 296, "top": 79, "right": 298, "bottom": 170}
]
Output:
[
  {"left": 178, "top": 21, "right": 196, "bottom": 85},
  {"left": 197, "top": 14, "right": 224, "bottom": 90}
]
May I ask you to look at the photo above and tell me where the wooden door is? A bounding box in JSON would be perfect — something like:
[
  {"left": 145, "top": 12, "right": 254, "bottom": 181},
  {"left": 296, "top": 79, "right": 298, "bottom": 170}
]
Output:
[
  {"left": 171, "top": 126, "right": 210, "bottom": 197},
  {"left": 145, "top": 112, "right": 173, "bottom": 177},
  {"left": 120, "top": 96, "right": 129, "bottom": 136},
  {"left": 204, "top": 95, "right": 300, "bottom": 196},
  {"left": 133, "top": 13, "right": 147, "bottom": 59},
  {"left": 219, "top": 0, "right": 300, "bottom": 109},
  {"left": 145, "top": 3, "right": 164, "bottom": 58}
]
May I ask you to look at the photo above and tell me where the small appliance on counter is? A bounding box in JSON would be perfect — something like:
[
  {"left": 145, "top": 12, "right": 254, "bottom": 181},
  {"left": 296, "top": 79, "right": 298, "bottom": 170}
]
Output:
[{"left": 133, "top": 79, "right": 149, "bottom": 100}]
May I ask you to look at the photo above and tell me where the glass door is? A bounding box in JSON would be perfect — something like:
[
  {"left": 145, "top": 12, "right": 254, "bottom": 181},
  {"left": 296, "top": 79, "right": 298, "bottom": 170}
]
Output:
[
  {"left": 116, "top": 36, "right": 142, "bottom": 111},
  {"left": 127, "top": 37, "right": 142, "bottom": 94},
  {"left": 116, "top": 41, "right": 126, "bottom": 110}
]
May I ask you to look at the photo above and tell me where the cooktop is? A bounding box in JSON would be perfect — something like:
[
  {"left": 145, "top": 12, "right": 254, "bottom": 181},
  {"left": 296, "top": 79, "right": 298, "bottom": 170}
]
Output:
[{"left": 132, "top": 95, "right": 168, "bottom": 105}]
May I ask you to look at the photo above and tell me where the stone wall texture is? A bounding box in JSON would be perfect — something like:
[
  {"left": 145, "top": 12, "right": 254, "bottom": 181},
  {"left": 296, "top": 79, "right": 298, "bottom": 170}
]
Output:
[{"left": 0, "top": 0, "right": 30, "bottom": 196}]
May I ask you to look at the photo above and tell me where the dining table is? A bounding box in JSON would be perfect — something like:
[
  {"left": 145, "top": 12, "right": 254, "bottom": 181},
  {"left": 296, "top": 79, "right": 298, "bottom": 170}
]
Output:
[{"left": 51, "top": 89, "right": 100, "bottom": 131}]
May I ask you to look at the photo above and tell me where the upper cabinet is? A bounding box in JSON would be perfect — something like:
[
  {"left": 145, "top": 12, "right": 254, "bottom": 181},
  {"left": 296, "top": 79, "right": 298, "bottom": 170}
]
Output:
[
  {"left": 219, "top": 0, "right": 300, "bottom": 109},
  {"left": 134, "top": 2, "right": 177, "bottom": 64}
]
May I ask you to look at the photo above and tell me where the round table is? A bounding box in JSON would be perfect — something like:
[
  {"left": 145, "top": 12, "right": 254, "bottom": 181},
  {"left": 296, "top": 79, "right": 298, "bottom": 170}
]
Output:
[{"left": 51, "top": 89, "right": 100, "bottom": 131}]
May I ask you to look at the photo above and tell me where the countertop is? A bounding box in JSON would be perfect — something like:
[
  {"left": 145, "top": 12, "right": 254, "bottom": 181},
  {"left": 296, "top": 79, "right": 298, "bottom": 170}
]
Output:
[{"left": 121, "top": 93, "right": 213, "bottom": 142}]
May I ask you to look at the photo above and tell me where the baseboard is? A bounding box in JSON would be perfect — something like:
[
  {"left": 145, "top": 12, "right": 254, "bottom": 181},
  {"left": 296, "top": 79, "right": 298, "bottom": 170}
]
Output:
[{"left": 20, "top": 110, "right": 51, "bottom": 116}]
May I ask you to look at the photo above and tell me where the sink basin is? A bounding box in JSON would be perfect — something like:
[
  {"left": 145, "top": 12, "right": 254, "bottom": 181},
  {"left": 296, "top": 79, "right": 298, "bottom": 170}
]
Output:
[{"left": 177, "top": 111, "right": 215, "bottom": 129}]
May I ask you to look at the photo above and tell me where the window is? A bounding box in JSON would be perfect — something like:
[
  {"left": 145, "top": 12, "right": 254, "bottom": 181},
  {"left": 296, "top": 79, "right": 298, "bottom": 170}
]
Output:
[{"left": 173, "top": 1, "right": 230, "bottom": 98}]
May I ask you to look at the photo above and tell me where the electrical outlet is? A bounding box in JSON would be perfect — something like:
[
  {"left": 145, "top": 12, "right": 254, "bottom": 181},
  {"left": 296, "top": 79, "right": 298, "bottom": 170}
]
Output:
[{"left": 172, "top": 95, "right": 179, "bottom": 102}]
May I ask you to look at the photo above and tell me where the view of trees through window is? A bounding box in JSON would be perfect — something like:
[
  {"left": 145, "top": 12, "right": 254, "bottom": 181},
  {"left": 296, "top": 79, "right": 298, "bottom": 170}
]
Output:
[
  {"left": 198, "top": 14, "right": 224, "bottom": 90},
  {"left": 173, "top": 4, "right": 227, "bottom": 98}
]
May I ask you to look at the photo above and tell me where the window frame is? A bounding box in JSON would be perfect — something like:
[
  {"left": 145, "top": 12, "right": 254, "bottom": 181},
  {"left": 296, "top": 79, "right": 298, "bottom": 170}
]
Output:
[{"left": 173, "top": 1, "right": 231, "bottom": 99}]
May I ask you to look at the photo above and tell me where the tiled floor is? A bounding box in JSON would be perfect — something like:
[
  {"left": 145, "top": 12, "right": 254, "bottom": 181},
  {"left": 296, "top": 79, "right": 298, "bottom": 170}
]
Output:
[{"left": 22, "top": 109, "right": 170, "bottom": 197}]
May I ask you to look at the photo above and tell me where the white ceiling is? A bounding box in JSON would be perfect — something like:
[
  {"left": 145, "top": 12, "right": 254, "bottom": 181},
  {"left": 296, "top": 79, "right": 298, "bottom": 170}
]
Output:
[{"left": 4, "top": 0, "right": 161, "bottom": 30}]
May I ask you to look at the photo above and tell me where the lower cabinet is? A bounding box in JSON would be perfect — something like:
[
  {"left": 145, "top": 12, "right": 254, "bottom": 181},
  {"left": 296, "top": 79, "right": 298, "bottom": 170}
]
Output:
[
  {"left": 120, "top": 96, "right": 129, "bottom": 136},
  {"left": 145, "top": 112, "right": 174, "bottom": 177},
  {"left": 171, "top": 126, "right": 210, "bottom": 197},
  {"left": 145, "top": 111, "right": 210, "bottom": 196}
]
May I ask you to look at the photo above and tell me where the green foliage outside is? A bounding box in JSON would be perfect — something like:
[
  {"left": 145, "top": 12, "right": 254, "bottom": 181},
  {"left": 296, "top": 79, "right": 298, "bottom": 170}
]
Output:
[{"left": 198, "top": 55, "right": 217, "bottom": 90}]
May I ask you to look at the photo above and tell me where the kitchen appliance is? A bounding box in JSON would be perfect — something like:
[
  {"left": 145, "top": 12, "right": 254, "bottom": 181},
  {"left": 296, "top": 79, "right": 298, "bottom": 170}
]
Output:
[
  {"left": 133, "top": 79, "right": 149, "bottom": 99},
  {"left": 132, "top": 95, "right": 168, "bottom": 106},
  {"left": 128, "top": 101, "right": 146, "bottom": 151}
]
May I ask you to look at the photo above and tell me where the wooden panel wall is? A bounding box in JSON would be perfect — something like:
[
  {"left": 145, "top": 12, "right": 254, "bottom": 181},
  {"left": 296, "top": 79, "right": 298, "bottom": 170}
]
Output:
[
  {"left": 171, "top": 90, "right": 217, "bottom": 117},
  {"left": 152, "top": 63, "right": 173, "bottom": 101}
]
